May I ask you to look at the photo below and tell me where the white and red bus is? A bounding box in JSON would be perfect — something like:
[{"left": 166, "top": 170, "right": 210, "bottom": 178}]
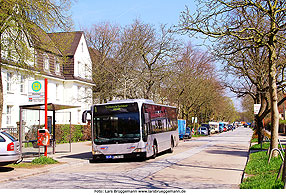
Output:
[{"left": 82, "top": 99, "right": 179, "bottom": 161}]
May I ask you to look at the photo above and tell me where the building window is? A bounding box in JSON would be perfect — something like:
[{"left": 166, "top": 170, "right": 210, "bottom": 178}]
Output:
[
  {"left": 20, "top": 75, "right": 25, "bottom": 93},
  {"left": 43, "top": 53, "right": 49, "bottom": 71},
  {"left": 34, "top": 51, "right": 38, "bottom": 67},
  {"left": 6, "top": 105, "right": 12, "bottom": 125},
  {"left": 7, "top": 72, "right": 12, "bottom": 92},
  {"left": 77, "top": 61, "right": 81, "bottom": 77},
  {"left": 55, "top": 57, "right": 60, "bottom": 74}
]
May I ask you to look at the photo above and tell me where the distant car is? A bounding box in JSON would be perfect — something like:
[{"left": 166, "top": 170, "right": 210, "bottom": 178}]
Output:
[
  {"left": 185, "top": 127, "right": 192, "bottom": 139},
  {"left": 198, "top": 126, "right": 208, "bottom": 135},
  {"left": 0, "top": 131, "right": 22, "bottom": 166},
  {"left": 208, "top": 127, "right": 216, "bottom": 134},
  {"left": 219, "top": 123, "right": 224, "bottom": 133}
]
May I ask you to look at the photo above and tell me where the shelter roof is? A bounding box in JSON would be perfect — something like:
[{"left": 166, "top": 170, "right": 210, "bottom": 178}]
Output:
[{"left": 19, "top": 103, "right": 80, "bottom": 111}]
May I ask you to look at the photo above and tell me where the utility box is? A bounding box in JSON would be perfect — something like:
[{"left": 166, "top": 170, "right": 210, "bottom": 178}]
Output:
[{"left": 37, "top": 129, "right": 50, "bottom": 146}]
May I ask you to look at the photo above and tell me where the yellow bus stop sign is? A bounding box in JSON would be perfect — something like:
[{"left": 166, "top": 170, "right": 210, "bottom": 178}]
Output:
[{"left": 32, "top": 81, "right": 42, "bottom": 92}]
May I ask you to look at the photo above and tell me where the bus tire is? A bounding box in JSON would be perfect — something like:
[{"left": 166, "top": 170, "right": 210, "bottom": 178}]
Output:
[
  {"left": 152, "top": 142, "right": 158, "bottom": 159},
  {"left": 89, "top": 155, "right": 97, "bottom": 163},
  {"left": 168, "top": 137, "right": 174, "bottom": 153}
]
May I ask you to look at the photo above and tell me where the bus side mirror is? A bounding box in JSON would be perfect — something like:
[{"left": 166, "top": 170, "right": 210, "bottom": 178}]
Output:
[{"left": 82, "top": 110, "right": 91, "bottom": 123}]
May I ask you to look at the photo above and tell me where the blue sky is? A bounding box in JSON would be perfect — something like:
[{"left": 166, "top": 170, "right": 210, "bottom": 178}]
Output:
[
  {"left": 71, "top": 1, "right": 207, "bottom": 52},
  {"left": 71, "top": 0, "right": 195, "bottom": 29}
]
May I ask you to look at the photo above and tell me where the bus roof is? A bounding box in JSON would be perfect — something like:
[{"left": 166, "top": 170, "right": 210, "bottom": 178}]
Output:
[
  {"left": 95, "top": 99, "right": 177, "bottom": 109},
  {"left": 107, "top": 99, "right": 154, "bottom": 104}
]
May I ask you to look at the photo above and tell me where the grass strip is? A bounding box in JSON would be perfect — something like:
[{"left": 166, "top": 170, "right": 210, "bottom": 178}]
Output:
[
  {"left": 250, "top": 142, "right": 286, "bottom": 150},
  {"left": 240, "top": 151, "right": 284, "bottom": 189}
]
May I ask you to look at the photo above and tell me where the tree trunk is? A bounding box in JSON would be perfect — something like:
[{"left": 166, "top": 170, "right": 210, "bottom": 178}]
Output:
[
  {"left": 0, "top": 40, "right": 3, "bottom": 127},
  {"left": 0, "top": 66, "right": 3, "bottom": 128},
  {"left": 255, "top": 115, "right": 264, "bottom": 144},
  {"left": 268, "top": 36, "right": 279, "bottom": 157}
]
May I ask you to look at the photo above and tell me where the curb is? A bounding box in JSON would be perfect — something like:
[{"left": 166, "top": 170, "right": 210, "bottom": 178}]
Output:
[
  {"left": 0, "top": 158, "right": 90, "bottom": 184},
  {"left": 0, "top": 169, "right": 49, "bottom": 184},
  {"left": 240, "top": 137, "right": 252, "bottom": 185}
]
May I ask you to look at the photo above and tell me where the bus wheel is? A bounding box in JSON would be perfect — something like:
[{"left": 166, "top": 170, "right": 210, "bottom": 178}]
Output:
[
  {"left": 89, "top": 155, "right": 97, "bottom": 163},
  {"left": 168, "top": 138, "right": 174, "bottom": 153},
  {"left": 152, "top": 143, "right": 158, "bottom": 159}
]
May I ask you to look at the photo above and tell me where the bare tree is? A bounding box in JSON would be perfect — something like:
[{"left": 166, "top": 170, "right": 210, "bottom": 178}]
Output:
[
  {"left": 85, "top": 22, "right": 121, "bottom": 103},
  {"left": 179, "top": 0, "right": 286, "bottom": 156},
  {"left": 164, "top": 43, "right": 233, "bottom": 124},
  {"left": 116, "top": 19, "right": 182, "bottom": 101},
  {"left": 217, "top": 30, "right": 286, "bottom": 144}
]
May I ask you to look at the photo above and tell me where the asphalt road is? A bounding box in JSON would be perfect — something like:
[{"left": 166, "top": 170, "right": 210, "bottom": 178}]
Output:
[{"left": 0, "top": 127, "right": 253, "bottom": 189}]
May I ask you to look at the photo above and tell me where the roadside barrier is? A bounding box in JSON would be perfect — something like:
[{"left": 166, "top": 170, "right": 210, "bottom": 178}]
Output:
[{"left": 266, "top": 137, "right": 286, "bottom": 189}]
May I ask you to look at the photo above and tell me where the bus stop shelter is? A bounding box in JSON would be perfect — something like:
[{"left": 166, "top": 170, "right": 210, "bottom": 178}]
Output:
[{"left": 19, "top": 103, "right": 80, "bottom": 155}]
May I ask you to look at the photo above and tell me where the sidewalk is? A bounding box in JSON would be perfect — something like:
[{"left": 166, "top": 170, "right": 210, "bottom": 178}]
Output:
[
  {"left": 147, "top": 127, "right": 253, "bottom": 188},
  {"left": 0, "top": 141, "right": 92, "bottom": 183}
]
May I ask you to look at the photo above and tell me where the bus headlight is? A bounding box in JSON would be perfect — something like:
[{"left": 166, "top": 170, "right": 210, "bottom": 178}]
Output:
[
  {"left": 92, "top": 150, "right": 102, "bottom": 155},
  {"left": 133, "top": 148, "right": 143, "bottom": 153}
]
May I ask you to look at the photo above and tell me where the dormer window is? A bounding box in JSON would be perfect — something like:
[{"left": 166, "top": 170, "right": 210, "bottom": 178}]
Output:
[
  {"left": 34, "top": 51, "right": 38, "bottom": 67},
  {"left": 55, "top": 56, "right": 60, "bottom": 74},
  {"left": 43, "top": 53, "right": 49, "bottom": 72}
]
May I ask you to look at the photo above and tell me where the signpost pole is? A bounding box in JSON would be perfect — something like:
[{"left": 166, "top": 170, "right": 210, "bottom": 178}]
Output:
[{"left": 44, "top": 78, "right": 48, "bottom": 157}]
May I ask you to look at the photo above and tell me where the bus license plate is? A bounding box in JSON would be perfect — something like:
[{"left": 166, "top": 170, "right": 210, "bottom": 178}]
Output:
[{"left": 106, "top": 155, "right": 123, "bottom": 159}]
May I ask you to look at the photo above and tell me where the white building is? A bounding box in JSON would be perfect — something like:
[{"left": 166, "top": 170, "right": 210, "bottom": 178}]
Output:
[{"left": 1, "top": 31, "right": 94, "bottom": 129}]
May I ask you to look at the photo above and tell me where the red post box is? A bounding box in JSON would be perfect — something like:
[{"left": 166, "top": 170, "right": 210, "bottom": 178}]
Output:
[{"left": 37, "top": 129, "right": 50, "bottom": 146}]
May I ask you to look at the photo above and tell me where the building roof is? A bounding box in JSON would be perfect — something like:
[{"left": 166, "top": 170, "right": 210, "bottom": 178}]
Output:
[
  {"left": 48, "top": 31, "right": 83, "bottom": 56},
  {"left": 31, "top": 25, "right": 62, "bottom": 56}
]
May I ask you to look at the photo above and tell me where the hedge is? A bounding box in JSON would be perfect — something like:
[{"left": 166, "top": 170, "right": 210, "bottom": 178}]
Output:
[{"left": 55, "top": 124, "right": 91, "bottom": 143}]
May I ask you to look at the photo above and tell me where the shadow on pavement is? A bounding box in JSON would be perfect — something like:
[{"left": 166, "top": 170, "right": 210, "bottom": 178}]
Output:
[
  {"left": 165, "top": 160, "right": 243, "bottom": 172},
  {"left": 59, "top": 152, "right": 92, "bottom": 160},
  {"left": 0, "top": 167, "right": 14, "bottom": 172},
  {"left": 206, "top": 149, "right": 248, "bottom": 157}
]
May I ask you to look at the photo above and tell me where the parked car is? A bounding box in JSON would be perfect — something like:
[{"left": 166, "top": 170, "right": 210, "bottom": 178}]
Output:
[
  {"left": 209, "top": 122, "right": 219, "bottom": 133},
  {"left": 0, "top": 131, "right": 22, "bottom": 166},
  {"left": 198, "top": 126, "right": 208, "bottom": 135},
  {"left": 185, "top": 127, "right": 192, "bottom": 139},
  {"left": 219, "top": 122, "right": 224, "bottom": 133},
  {"left": 178, "top": 119, "right": 189, "bottom": 139},
  {"left": 223, "top": 126, "right": 227, "bottom": 132}
]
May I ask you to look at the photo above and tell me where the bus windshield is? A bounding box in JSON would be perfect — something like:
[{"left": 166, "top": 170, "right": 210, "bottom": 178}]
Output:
[{"left": 93, "top": 103, "right": 140, "bottom": 145}]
